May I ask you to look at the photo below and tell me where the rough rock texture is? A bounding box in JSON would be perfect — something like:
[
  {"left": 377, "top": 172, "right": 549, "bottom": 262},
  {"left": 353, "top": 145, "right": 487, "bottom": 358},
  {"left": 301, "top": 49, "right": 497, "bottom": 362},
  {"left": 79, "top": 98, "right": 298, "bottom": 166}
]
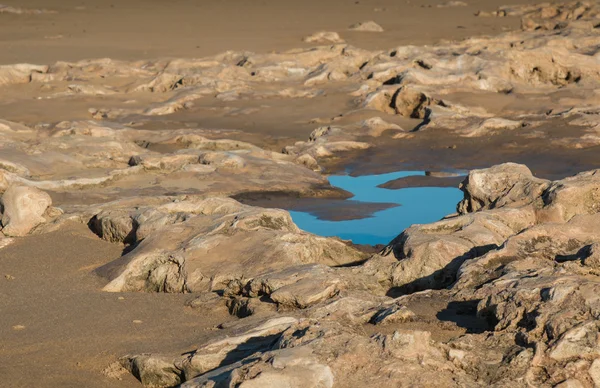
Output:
[
  {"left": 0, "top": 185, "right": 53, "bottom": 236},
  {"left": 2, "top": 1, "right": 600, "bottom": 386},
  {"left": 117, "top": 162, "right": 600, "bottom": 387},
  {"left": 457, "top": 163, "right": 550, "bottom": 214},
  {"left": 92, "top": 197, "right": 366, "bottom": 293}
]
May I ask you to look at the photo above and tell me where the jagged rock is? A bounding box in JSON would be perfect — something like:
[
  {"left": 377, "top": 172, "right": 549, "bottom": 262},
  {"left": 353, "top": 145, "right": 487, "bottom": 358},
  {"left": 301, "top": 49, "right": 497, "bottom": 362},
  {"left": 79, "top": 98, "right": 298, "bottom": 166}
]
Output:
[
  {"left": 183, "top": 347, "right": 335, "bottom": 388},
  {"left": 180, "top": 317, "right": 298, "bottom": 380},
  {"left": 237, "top": 264, "right": 344, "bottom": 309},
  {"left": 0, "top": 185, "right": 52, "bottom": 237},
  {"left": 307, "top": 296, "right": 382, "bottom": 324},
  {"left": 382, "top": 206, "right": 536, "bottom": 293},
  {"left": 96, "top": 198, "right": 366, "bottom": 293},
  {"left": 541, "top": 169, "right": 600, "bottom": 222},
  {"left": 457, "top": 163, "right": 550, "bottom": 214}
]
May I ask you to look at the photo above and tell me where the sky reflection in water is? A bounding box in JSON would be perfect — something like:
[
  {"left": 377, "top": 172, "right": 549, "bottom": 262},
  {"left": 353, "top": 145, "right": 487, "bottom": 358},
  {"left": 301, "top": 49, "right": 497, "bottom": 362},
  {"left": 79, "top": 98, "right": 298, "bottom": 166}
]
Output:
[{"left": 289, "top": 171, "right": 464, "bottom": 246}]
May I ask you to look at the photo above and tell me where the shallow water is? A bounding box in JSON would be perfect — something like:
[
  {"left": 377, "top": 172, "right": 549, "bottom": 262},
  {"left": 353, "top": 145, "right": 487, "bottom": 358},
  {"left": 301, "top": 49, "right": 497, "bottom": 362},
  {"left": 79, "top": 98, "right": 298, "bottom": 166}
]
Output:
[{"left": 289, "top": 171, "right": 464, "bottom": 246}]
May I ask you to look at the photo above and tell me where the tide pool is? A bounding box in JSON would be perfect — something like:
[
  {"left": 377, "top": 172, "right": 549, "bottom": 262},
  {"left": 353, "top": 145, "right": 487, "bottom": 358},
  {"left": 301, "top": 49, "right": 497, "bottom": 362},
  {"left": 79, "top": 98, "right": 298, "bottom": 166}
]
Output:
[{"left": 289, "top": 171, "right": 464, "bottom": 246}]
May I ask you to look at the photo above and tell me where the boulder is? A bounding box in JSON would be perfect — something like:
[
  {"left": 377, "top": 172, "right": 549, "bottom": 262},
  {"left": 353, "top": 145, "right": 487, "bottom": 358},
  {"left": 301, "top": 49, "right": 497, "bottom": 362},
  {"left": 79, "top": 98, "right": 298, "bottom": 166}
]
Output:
[
  {"left": 457, "top": 163, "right": 550, "bottom": 214},
  {"left": 0, "top": 186, "right": 52, "bottom": 237}
]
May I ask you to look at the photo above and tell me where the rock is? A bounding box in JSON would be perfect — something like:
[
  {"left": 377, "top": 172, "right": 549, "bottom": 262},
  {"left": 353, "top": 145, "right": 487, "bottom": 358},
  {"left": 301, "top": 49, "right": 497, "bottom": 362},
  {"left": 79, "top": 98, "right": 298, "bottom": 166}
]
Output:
[
  {"left": 457, "top": 163, "right": 550, "bottom": 214},
  {"left": 0, "top": 185, "right": 52, "bottom": 236},
  {"left": 180, "top": 317, "right": 298, "bottom": 379},
  {"left": 308, "top": 296, "right": 382, "bottom": 324},
  {"left": 381, "top": 206, "right": 536, "bottom": 293},
  {"left": 0, "top": 238, "right": 15, "bottom": 250},
  {"left": 588, "top": 358, "right": 600, "bottom": 387},
  {"left": 0, "top": 64, "right": 49, "bottom": 86},
  {"left": 360, "top": 116, "right": 404, "bottom": 136},
  {"left": 348, "top": 21, "right": 384, "bottom": 32},
  {"left": 460, "top": 118, "right": 524, "bottom": 137},
  {"left": 549, "top": 321, "right": 600, "bottom": 362},
  {"left": 303, "top": 31, "right": 344, "bottom": 44},
  {"left": 0, "top": 5, "right": 56, "bottom": 14},
  {"left": 541, "top": 169, "right": 600, "bottom": 222},
  {"left": 96, "top": 198, "right": 366, "bottom": 293},
  {"left": 241, "top": 264, "right": 344, "bottom": 309},
  {"left": 120, "top": 355, "right": 182, "bottom": 388},
  {"left": 370, "top": 304, "right": 416, "bottom": 325},
  {"left": 89, "top": 210, "right": 136, "bottom": 244},
  {"left": 181, "top": 347, "right": 334, "bottom": 388},
  {"left": 391, "top": 86, "right": 432, "bottom": 118},
  {"left": 555, "top": 380, "right": 586, "bottom": 388}
]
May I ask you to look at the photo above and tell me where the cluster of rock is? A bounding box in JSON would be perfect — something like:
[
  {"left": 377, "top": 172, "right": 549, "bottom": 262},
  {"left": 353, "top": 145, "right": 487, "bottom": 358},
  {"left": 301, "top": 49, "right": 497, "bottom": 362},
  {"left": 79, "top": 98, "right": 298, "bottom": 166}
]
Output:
[
  {"left": 0, "top": 1, "right": 598, "bottom": 170},
  {"left": 102, "top": 162, "right": 600, "bottom": 387},
  {"left": 1, "top": 1, "right": 600, "bottom": 386}
]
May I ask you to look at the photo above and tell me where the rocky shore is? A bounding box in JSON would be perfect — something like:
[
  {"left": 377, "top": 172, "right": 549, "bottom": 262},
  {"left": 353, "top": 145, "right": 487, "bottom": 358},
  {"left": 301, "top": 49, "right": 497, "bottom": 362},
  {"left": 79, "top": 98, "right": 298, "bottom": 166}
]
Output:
[{"left": 1, "top": 1, "right": 600, "bottom": 387}]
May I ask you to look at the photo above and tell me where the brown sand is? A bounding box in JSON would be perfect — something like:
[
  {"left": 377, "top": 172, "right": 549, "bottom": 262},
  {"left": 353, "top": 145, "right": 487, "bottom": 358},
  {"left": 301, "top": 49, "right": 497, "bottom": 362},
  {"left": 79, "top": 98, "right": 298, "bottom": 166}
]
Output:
[
  {"left": 0, "top": 0, "right": 535, "bottom": 65},
  {"left": 0, "top": 222, "right": 235, "bottom": 388}
]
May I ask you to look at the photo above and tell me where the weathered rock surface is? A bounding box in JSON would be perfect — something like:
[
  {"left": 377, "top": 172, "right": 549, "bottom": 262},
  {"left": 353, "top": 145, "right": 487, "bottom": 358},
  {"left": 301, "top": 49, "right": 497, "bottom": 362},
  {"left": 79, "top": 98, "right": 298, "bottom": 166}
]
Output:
[
  {"left": 93, "top": 197, "right": 366, "bottom": 293},
  {"left": 2, "top": 1, "right": 600, "bottom": 386},
  {"left": 118, "top": 161, "right": 600, "bottom": 387},
  {"left": 0, "top": 185, "right": 53, "bottom": 236}
]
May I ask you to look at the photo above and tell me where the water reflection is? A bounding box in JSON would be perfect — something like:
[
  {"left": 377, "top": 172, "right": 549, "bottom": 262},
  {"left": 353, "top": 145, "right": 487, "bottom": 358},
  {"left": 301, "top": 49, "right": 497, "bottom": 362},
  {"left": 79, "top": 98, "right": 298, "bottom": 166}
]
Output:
[{"left": 289, "top": 171, "right": 464, "bottom": 246}]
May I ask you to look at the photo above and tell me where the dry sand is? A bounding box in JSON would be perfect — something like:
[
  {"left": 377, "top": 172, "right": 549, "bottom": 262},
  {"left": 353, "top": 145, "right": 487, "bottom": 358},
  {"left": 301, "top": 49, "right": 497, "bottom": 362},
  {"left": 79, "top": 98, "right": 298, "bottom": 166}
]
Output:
[
  {"left": 1, "top": 0, "right": 533, "bottom": 65},
  {"left": 0, "top": 222, "right": 234, "bottom": 387}
]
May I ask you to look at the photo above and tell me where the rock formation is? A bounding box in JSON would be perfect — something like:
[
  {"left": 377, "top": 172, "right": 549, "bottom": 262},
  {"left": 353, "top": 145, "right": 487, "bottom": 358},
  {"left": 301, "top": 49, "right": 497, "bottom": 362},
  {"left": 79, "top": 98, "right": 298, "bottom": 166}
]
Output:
[{"left": 1, "top": 1, "right": 600, "bottom": 386}]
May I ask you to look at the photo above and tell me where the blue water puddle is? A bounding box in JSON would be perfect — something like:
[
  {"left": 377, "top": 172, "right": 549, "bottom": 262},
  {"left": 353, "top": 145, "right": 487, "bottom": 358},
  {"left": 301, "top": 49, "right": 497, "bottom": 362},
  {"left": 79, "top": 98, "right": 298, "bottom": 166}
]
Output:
[{"left": 289, "top": 171, "right": 464, "bottom": 246}]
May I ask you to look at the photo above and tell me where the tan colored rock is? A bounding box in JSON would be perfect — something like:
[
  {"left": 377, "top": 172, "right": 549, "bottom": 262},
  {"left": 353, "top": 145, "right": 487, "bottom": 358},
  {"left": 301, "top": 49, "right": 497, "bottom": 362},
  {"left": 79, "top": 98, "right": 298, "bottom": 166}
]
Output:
[
  {"left": 392, "top": 86, "right": 432, "bottom": 118},
  {"left": 180, "top": 317, "right": 298, "bottom": 379},
  {"left": 303, "top": 31, "right": 344, "bottom": 44},
  {"left": 96, "top": 198, "right": 365, "bottom": 293},
  {"left": 348, "top": 21, "right": 384, "bottom": 32},
  {"left": 457, "top": 163, "right": 550, "bottom": 214},
  {"left": 1, "top": 185, "right": 52, "bottom": 237},
  {"left": 0, "top": 64, "right": 49, "bottom": 86},
  {"left": 381, "top": 206, "right": 536, "bottom": 293},
  {"left": 241, "top": 264, "right": 344, "bottom": 309}
]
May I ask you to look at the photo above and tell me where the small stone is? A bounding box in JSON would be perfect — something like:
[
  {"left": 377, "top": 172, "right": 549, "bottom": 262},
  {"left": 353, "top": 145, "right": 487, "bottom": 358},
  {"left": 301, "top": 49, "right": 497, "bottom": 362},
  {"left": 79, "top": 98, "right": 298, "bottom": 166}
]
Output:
[
  {"left": 348, "top": 21, "right": 384, "bottom": 32},
  {"left": 118, "top": 296, "right": 125, "bottom": 300},
  {"left": 132, "top": 320, "right": 143, "bottom": 324},
  {"left": 12, "top": 325, "right": 25, "bottom": 331},
  {"left": 5, "top": 274, "right": 15, "bottom": 280}
]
